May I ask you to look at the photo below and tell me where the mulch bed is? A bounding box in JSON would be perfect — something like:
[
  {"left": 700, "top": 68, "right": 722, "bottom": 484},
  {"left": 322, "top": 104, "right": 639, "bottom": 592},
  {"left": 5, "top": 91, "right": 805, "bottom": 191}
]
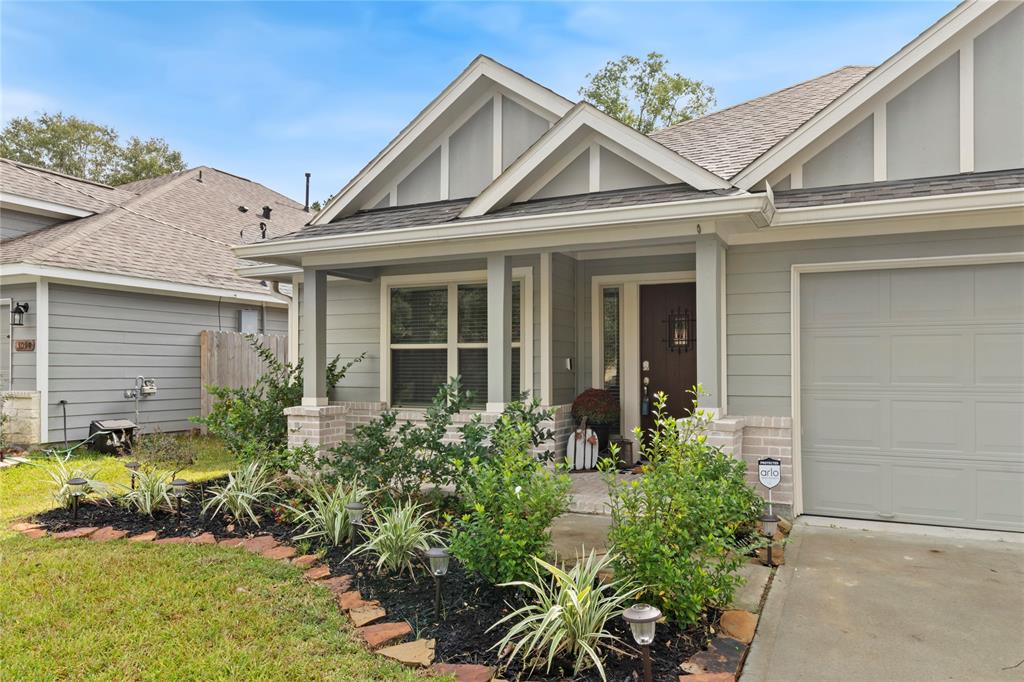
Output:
[{"left": 31, "top": 484, "right": 715, "bottom": 681}]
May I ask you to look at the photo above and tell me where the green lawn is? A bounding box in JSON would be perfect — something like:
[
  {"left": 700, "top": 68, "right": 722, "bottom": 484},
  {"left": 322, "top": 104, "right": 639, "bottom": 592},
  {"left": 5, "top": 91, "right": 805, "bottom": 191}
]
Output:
[{"left": 0, "top": 436, "right": 428, "bottom": 681}]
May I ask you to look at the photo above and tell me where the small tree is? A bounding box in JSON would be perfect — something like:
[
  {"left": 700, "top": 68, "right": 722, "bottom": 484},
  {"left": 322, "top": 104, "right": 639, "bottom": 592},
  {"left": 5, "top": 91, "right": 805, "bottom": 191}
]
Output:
[{"left": 579, "top": 52, "right": 715, "bottom": 134}]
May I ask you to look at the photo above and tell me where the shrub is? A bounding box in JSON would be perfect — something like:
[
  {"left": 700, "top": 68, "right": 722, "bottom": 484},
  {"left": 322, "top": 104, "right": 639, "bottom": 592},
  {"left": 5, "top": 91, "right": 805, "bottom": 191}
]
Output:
[
  {"left": 449, "top": 402, "right": 572, "bottom": 584},
  {"left": 119, "top": 468, "right": 174, "bottom": 516},
  {"left": 602, "top": 389, "right": 763, "bottom": 626},
  {"left": 492, "top": 551, "right": 640, "bottom": 681},
  {"left": 194, "top": 335, "right": 363, "bottom": 465},
  {"left": 347, "top": 501, "right": 442, "bottom": 578},
  {"left": 571, "top": 388, "right": 619, "bottom": 426},
  {"left": 125, "top": 429, "right": 195, "bottom": 470},
  {"left": 328, "top": 378, "right": 473, "bottom": 496},
  {"left": 202, "top": 461, "right": 279, "bottom": 526},
  {"left": 290, "top": 479, "right": 369, "bottom": 547},
  {"left": 37, "top": 455, "right": 110, "bottom": 508}
]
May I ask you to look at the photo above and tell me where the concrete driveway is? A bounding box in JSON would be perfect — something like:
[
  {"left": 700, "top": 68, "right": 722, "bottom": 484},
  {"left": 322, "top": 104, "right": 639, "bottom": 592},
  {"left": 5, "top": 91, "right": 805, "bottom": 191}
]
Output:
[{"left": 743, "top": 522, "right": 1024, "bottom": 681}]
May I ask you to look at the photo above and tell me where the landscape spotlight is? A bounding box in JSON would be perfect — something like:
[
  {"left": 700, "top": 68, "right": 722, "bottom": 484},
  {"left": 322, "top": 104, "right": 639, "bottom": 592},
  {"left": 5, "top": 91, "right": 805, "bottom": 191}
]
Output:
[{"left": 623, "top": 603, "right": 662, "bottom": 682}]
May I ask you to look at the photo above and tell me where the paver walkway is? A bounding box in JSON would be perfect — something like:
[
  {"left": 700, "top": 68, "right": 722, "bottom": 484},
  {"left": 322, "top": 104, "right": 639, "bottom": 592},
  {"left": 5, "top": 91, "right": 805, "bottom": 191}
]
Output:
[{"left": 742, "top": 523, "right": 1024, "bottom": 681}]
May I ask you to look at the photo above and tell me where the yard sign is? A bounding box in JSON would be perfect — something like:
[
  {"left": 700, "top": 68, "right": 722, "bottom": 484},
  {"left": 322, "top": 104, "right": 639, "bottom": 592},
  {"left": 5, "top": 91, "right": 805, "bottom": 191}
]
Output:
[{"left": 758, "top": 457, "right": 782, "bottom": 515}]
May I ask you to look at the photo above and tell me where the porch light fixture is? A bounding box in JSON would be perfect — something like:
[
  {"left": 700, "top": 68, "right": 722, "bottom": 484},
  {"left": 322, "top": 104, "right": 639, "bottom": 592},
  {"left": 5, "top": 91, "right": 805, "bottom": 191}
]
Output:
[
  {"left": 623, "top": 603, "right": 662, "bottom": 682},
  {"left": 662, "top": 308, "right": 693, "bottom": 353},
  {"left": 171, "top": 478, "right": 189, "bottom": 516},
  {"left": 425, "top": 547, "right": 450, "bottom": 618},
  {"left": 761, "top": 512, "right": 779, "bottom": 566},
  {"left": 67, "top": 477, "right": 87, "bottom": 520},
  {"left": 10, "top": 302, "right": 29, "bottom": 327},
  {"left": 125, "top": 461, "right": 141, "bottom": 490},
  {"left": 345, "top": 502, "right": 365, "bottom": 545}
]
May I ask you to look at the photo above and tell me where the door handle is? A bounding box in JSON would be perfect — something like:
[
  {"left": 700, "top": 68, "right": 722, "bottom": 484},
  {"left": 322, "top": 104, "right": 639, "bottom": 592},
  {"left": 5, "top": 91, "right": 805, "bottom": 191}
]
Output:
[{"left": 877, "top": 512, "right": 895, "bottom": 519}]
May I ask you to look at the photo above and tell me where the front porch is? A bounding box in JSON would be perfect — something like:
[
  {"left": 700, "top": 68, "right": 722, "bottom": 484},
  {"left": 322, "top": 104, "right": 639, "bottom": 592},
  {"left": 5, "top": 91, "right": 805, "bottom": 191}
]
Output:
[{"left": 289, "top": 234, "right": 729, "bottom": 456}]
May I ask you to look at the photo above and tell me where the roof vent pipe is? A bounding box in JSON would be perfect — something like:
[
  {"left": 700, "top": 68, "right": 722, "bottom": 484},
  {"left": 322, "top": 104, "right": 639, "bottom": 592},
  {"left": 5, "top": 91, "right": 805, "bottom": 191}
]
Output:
[
  {"left": 259, "top": 222, "right": 267, "bottom": 240},
  {"left": 304, "top": 172, "right": 311, "bottom": 212},
  {"left": 198, "top": 170, "right": 203, "bottom": 183},
  {"left": 261, "top": 206, "right": 272, "bottom": 219}
]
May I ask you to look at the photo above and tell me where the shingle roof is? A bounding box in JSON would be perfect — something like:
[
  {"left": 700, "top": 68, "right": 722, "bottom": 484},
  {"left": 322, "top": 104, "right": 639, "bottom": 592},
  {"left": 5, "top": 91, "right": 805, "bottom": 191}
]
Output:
[
  {"left": 650, "top": 66, "right": 874, "bottom": 180},
  {"left": 2, "top": 164, "right": 308, "bottom": 295},
  {"left": 773, "top": 168, "right": 1024, "bottom": 209},
  {"left": 273, "top": 183, "right": 740, "bottom": 242},
  {"left": 0, "top": 158, "right": 136, "bottom": 213}
]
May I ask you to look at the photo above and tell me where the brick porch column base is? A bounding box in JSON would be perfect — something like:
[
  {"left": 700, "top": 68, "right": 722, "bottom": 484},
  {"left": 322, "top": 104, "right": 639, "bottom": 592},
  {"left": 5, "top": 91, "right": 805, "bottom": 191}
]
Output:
[{"left": 284, "top": 404, "right": 349, "bottom": 453}]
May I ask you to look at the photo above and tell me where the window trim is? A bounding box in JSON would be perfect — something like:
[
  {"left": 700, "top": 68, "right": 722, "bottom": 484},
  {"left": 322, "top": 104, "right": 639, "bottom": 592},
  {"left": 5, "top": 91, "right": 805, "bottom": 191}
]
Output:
[{"left": 380, "top": 267, "right": 533, "bottom": 406}]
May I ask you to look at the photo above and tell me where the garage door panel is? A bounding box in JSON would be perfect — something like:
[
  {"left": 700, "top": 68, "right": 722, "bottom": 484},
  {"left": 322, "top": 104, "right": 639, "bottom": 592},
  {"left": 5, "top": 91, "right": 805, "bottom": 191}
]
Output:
[
  {"left": 890, "top": 399, "right": 966, "bottom": 453},
  {"left": 890, "top": 266, "right": 973, "bottom": 321},
  {"left": 974, "top": 401, "right": 1024, "bottom": 456},
  {"left": 891, "top": 463, "right": 969, "bottom": 523},
  {"left": 802, "top": 454, "right": 887, "bottom": 516},
  {"left": 974, "top": 332, "right": 1024, "bottom": 384},
  {"left": 890, "top": 333, "right": 969, "bottom": 385},
  {"left": 802, "top": 334, "right": 885, "bottom": 385},
  {"left": 974, "top": 262, "right": 1024, "bottom": 319},
  {"left": 976, "top": 467, "right": 1024, "bottom": 529},
  {"left": 803, "top": 397, "right": 882, "bottom": 450},
  {"left": 801, "top": 262, "right": 1024, "bottom": 532}
]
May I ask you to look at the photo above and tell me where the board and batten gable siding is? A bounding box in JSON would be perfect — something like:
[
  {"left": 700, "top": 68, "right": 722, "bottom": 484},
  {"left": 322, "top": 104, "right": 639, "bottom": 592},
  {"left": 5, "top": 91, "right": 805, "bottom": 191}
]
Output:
[
  {"left": 46, "top": 284, "right": 287, "bottom": 441},
  {"left": 725, "top": 225, "right": 1024, "bottom": 417},
  {"left": 0, "top": 282, "right": 37, "bottom": 391},
  {"left": 0, "top": 209, "right": 63, "bottom": 241},
  {"left": 308, "top": 255, "right": 541, "bottom": 404}
]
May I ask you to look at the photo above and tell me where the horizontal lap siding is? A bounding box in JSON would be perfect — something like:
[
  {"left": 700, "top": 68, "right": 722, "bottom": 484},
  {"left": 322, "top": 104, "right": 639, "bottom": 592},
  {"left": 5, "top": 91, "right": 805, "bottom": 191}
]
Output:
[
  {"left": 47, "top": 284, "right": 287, "bottom": 441},
  {"left": 551, "top": 254, "right": 576, "bottom": 405},
  {"left": 1, "top": 283, "right": 37, "bottom": 391},
  {"left": 725, "top": 226, "right": 1024, "bottom": 417}
]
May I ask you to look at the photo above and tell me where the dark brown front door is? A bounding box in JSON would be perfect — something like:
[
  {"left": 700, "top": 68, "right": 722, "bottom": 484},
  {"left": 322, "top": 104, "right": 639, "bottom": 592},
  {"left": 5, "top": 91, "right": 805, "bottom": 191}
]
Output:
[{"left": 639, "top": 283, "right": 698, "bottom": 435}]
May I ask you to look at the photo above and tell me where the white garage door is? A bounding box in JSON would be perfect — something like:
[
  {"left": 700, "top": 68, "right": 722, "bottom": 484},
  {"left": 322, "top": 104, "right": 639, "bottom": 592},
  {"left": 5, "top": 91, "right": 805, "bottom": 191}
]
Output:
[{"left": 800, "top": 262, "right": 1024, "bottom": 532}]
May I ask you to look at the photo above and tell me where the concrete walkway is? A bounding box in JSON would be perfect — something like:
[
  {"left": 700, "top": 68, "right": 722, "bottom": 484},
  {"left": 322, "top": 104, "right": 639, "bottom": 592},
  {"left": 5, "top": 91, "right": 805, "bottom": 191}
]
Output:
[{"left": 743, "top": 522, "right": 1024, "bottom": 681}]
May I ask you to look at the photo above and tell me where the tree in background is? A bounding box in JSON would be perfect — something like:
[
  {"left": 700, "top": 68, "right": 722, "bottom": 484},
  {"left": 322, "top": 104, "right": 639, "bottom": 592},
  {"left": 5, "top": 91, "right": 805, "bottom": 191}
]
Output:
[
  {"left": 0, "top": 112, "right": 187, "bottom": 185},
  {"left": 579, "top": 52, "right": 715, "bottom": 134}
]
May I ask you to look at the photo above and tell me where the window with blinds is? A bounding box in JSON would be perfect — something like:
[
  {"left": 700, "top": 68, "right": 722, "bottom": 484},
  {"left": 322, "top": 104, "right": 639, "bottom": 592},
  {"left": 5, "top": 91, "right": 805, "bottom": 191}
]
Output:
[{"left": 389, "top": 280, "right": 524, "bottom": 407}]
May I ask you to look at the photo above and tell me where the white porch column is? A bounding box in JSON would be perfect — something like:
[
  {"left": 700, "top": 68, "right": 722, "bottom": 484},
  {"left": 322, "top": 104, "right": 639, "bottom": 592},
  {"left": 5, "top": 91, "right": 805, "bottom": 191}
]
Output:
[
  {"left": 302, "top": 267, "right": 328, "bottom": 406},
  {"left": 695, "top": 235, "right": 725, "bottom": 412},
  {"left": 486, "top": 254, "right": 512, "bottom": 411}
]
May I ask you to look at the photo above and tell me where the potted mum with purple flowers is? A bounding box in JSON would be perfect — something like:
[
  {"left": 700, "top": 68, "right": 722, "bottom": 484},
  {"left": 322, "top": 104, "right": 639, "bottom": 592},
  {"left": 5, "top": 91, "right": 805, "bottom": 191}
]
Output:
[{"left": 570, "top": 388, "right": 619, "bottom": 453}]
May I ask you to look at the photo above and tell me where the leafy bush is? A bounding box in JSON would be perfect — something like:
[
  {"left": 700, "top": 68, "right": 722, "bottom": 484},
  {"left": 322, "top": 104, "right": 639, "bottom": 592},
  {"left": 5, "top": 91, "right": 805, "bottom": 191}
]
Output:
[
  {"left": 347, "top": 501, "right": 442, "bottom": 578},
  {"left": 449, "top": 402, "right": 572, "bottom": 584},
  {"left": 492, "top": 551, "right": 640, "bottom": 681},
  {"left": 202, "top": 461, "right": 279, "bottom": 526},
  {"left": 602, "top": 389, "right": 763, "bottom": 626},
  {"left": 125, "top": 429, "right": 195, "bottom": 470},
  {"left": 328, "top": 378, "right": 474, "bottom": 496},
  {"left": 37, "top": 455, "right": 110, "bottom": 508},
  {"left": 290, "top": 479, "right": 369, "bottom": 547},
  {"left": 571, "top": 388, "right": 620, "bottom": 426},
  {"left": 119, "top": 468, "right": 174, "bottom": 516},
  {"left": 194, "top": 335, "right": 363, "bottom": 465}
]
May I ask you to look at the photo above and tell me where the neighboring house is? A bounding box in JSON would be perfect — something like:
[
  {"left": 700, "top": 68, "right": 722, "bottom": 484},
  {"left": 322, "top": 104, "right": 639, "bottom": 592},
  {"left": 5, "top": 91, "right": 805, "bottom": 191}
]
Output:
[
  {"left": 0, "top": 160, "right": 307, "bottom": 444},
  {"left": 235, "top": 0, "right": 1024, "bottom": 532}
]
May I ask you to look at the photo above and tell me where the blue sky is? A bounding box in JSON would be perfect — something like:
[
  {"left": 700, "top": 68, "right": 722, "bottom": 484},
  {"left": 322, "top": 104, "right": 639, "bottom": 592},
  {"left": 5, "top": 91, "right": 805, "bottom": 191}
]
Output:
[{"left": 2, "top": 1, "right": 955, "bottom": 202}]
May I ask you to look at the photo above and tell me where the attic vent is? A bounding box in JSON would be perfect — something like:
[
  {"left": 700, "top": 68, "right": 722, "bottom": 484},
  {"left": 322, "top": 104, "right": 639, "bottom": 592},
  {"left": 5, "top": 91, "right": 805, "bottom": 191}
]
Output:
[{"left": 261, "top": 206, "right": 272, "bottom": 219}]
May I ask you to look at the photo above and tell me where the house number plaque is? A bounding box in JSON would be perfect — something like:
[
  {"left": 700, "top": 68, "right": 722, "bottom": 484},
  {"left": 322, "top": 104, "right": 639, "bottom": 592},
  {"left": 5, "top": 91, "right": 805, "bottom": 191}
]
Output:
[{"left": 15, "top": 339, "right": 35, "bottom": 352}]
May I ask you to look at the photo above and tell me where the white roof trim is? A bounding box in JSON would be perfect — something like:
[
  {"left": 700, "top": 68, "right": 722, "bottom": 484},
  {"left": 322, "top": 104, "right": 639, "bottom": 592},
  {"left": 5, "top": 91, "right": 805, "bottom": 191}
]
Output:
[
  {"left": 0, "top": 263, "right": 288, "bottom": 306},
  {"left": 0, "top": 192, "right": 93, "bottom": 219},
  {"left": 732, "top": 0, "right": 1009, "bottom": 189},
  {"left": 312, "top": 56, "right": 573, "bottom": 224},
  {"left": 461, "top": 103, "right": 732, "bottom": 218}
]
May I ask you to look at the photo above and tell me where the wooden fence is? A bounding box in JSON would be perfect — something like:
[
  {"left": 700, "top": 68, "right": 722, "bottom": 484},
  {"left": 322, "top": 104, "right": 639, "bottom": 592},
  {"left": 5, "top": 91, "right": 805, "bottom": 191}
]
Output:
[{"left": 199, "top": 330, "right": 288, "bottom": 423}]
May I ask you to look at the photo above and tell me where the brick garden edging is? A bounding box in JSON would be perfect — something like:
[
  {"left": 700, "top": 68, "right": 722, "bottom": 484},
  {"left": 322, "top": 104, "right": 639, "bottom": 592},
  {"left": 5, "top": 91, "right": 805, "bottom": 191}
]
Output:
[
  {"left": 12, "top": 519, "right": 786, "bottom": 681},
  {"left": 9, "top": 521, "right": 495, "bottom": 682}
]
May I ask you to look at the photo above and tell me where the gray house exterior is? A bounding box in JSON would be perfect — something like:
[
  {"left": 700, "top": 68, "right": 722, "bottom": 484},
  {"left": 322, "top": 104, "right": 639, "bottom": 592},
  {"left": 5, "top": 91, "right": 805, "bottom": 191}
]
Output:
[
  {"left": 237, "top": 0, "right": 1023, "bottom": 532},
  {"left": 0, "top": 162, "right": 301, "bottom": 443}
]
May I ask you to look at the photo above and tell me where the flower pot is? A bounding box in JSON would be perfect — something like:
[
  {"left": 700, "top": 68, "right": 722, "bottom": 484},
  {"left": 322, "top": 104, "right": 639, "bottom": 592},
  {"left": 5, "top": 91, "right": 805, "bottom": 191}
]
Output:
[{"left": 590, "top": 423, "right": 611, "bottom": 453}]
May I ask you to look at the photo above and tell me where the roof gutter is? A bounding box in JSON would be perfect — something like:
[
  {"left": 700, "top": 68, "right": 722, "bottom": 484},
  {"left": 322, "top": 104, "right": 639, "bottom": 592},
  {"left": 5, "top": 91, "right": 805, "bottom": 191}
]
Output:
[{"left": 234, "top": 192, "right": 772, "bottom": 262}]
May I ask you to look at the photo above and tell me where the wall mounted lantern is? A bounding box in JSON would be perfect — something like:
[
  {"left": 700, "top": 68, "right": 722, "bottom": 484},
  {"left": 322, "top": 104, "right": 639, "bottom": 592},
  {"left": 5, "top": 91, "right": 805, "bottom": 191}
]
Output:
[
  {"left": 662, "top": 308, "right": 694, "bottom": 353},
  {"left": 10, "top": 302, "right": 29, "bottom": 327}
]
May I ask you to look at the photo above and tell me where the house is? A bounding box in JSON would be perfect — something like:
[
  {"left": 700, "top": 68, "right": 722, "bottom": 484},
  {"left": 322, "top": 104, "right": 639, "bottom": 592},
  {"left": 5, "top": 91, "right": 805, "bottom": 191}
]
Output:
[
  {"left": 0, "top": 161, "right": 307, "bottom": 444},
  {"left": 234, "top": 0, "right": 1024, "bottom": 532}
]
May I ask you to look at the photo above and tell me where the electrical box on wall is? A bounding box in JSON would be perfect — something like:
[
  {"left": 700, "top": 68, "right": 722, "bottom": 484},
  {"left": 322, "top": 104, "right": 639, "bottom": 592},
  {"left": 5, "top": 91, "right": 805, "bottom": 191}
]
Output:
[{"left": 239, "top": 309, "right": 260, "bottom": 334}]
